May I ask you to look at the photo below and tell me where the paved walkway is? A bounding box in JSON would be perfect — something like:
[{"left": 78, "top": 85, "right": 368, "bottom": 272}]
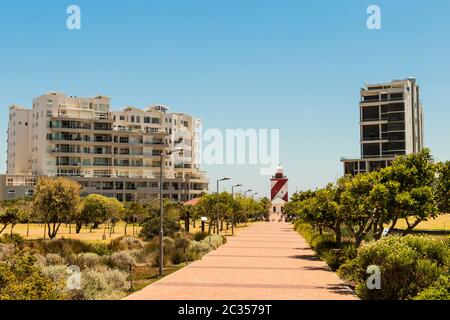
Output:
[{"left": 126, "top": 220, "right": 357, "bottom": 300}]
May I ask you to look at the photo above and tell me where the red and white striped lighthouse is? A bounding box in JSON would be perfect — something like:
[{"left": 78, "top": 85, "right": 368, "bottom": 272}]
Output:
[{"left": 270, "top": 166, "right": 288, "bottom": 202}]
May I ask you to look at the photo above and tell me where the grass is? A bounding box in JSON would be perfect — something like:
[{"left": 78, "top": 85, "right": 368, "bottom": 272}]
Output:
[
  {"left": 3, "top": 221, "right": 142, "bottom": 243},
  {"left": 2, "top": 219, "right": 253, "bottom": 242},
  {"left": 392, "top": 214, "right": 450, "bottom": 231},
  {"left": 130, "top": 264, "right": 186, "bottom": 292}
]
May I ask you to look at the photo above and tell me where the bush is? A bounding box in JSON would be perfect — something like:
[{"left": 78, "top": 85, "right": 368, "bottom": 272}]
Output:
[
  {"left": 414, "top": 275, "right": 450, "bottom": 300},
  {"left": 0, "top": 233, "right": 25, "bottom": 248},
  {"left": 45, "top": 253, "right": 66, "bottom": 266},
  {"left": 104, "top": 251, "right": 136, "bottom": 270},
  {"left": 193, "top": 231, "right": 208, "bottom": 242},
  {"left": 338, "top": 235, "right": 449, "bottom": 300},
  {"left": 78, "top": 268, "right": 129, "bottom": 300},
  {"left": 186, "top": 240, "right": 211, "bottom": 261},
  {"left": 36, "top": 239, "right": 93, "bottom": 257},
  {"left": 140, "top": 216, "right": 180, "bottom": 240},
  {"left": 110, "top": 236, "right": 144, "bottom": 252},
  {"left": 89, "top": 242, "right": 111, "bottom": 256},
  {"left": 0, "top": 243, "right": 15, "bottom": 261},
  {"left": 0, "top": 254, "right": 63, "bottom": 300},
  {"left": 67, "top": 252, "right": 101, "bottom": 270},
  {"left": 294, "top": 221, "right": 355, "bottom": 271}
]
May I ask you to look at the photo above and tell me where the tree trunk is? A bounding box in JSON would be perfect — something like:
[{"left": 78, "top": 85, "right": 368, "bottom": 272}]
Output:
[
  {"left": 335, "top": 227, "right": 342, "bottom": 246},
  {"left": 124, "top": 222, "right": 128, "bottom": 235},
  {"left": 76, "top": 222, "right": 82, "bottom": 234},
  {"left": 26, "top": 221, "right": 30, "bottom": 238},
  {"left": 0, "top": 224, "right": 7, "bottom": 234},
  {"left": 185, "top": 213, "right": 190, "bottom": 232}
]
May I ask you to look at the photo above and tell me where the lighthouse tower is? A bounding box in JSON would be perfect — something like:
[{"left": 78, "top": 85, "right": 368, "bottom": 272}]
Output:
[
  {"left": 270, "top": 166, "right": 288, "bottom": 219},
  {"left": 270, "top": 166, "right": 288, "bottom": 201}
]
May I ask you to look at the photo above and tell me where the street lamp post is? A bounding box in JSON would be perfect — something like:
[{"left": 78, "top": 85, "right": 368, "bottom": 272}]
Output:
[
  {"left": 244, "top": 189, "right": 252, "bottom": 198},
  {"left": 231, "top": 184, "right": 242, "bottom": 235},
  {"left": 159, "top": 147, "right": 183, "bottom": 277},
  {"left": 216, "top": 177, "right": 231, "bottom": 235}
]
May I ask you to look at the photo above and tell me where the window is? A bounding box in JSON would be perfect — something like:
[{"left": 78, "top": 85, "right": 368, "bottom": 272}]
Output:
[
  {"left": 390, "top": 93, "right": 403, "bottom": 100},
  {"left": 362, "top": 125, "right": 380, "bottom": 140},
  {"left": 361, "top": 106, "right": 379, "bottom": 121},
  {"left": 120, "top": 115, "right": 125, "bottom": 121},
  {"left": 362, "top": 143, "right": 380, "bottom": 157},
  {"left": 144, "top": 117, "right": 151, "bottom": 123},
  {"left": 130, "top": 116, "right": 135, "bottom": 123},
  {"left": 273, "top": 207, "right": 276, "bottom": 212},
  {"left": 7, "top": 190, "right": 15, "bottom": 196},
  {"left": 387, "top": 112, "right": 405, "bottom": 122},
  {"left": 25, "top": 190, "right": 34, "bottom": 197}
]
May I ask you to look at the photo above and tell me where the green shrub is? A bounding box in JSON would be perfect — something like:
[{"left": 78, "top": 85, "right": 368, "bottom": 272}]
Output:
[
  {"left": 186, "top": 240, "right": 211, "bottom": 260},
  {"left": 36, "top": 239, "right": 93, "bottom": 257},
  {"left": 294, "top": 221, "right": 355, "bottom": 271},
  {"left": 0, "top": 253, "right": 63, "bottom": 300},
  {"left": 110, "top": 236, "right": 144, "bottom": 252},
  {"left": 193, "top": 231, "right": 208, "bottom": 241},
  {"left": 140, "top": 216, "right": 180, "bottom": 240},
  {"left": 77, "top": 268, "right": 129, "bottom": 300},
  {"left": 89, "top": 242, "right": 111, "bottom": 256},
  {"left": 414, "top": 275, "right": 450, "bottom": 300},
  {"left": 0, "top": 243, "right": 15, "bottom": 261},
  {"left": 338, "top": 235, "right": 449, "bottom": 300},
  {"left": 0, "top": 233, "right": 25, "bottom": 247},
  {"left": 67, "top": 252, "right": 101, "bottom": 270},
  {"left": 45, "top": 253, "right": 65, "bottom": 266},
  {"left": 104, "top": 251, "right": 136, "bottom": 270}
]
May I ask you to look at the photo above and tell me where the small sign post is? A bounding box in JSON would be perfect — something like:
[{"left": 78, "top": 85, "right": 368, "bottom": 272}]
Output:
[{"left": 201, "top": 217, "right": 207, "bottom": 233}]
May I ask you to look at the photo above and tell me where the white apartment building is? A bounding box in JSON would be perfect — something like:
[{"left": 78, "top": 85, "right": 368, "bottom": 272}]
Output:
[
  {"left": 2, "top": 92, "right": 208, "bottom": 202},
  {"left": 342, "top": 78, "right": 424, "bottom": 175}
]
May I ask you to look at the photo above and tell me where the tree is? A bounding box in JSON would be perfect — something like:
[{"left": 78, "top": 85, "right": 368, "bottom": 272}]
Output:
[
  {"left": 77, "top": 194, "right": 108, "bottom": 232},
  {"left": 339, "top": 172, "right": 379, "bottom": 248},
  {"left": 139, "top": 216, "right": 180, "bottom": 240},
  {"left": 123, "top": 201, "right": 146, "bottom": 235},
  {"left": 32, "top": 177, "right": 82, "bottom": 239},
  {"left": 104, "top": 197, "right": 124, "bottom": 236},
  {"left": 0, "top": 206, "right": 21, "bottom": 235},
  {"left": 436, "top": 160, "right": 450, "bottom": 214},
  {"left": 379, "top": 149, "right": 440, "bottom": 235}
]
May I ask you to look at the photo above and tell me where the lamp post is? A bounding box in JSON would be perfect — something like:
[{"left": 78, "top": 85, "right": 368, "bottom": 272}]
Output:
[
  {"left": 231, "top": 184, "right": 242, "bottom": 198},
  {"left": 253, "top": 192, "right": 258, "bottom": 199},
  {"left": 244, "top": 189, "right": 252, "bottom": 198},
  {"left": 231, "top": 184, "right": 242, "bottom": 236},
  {"left": 159, "top": 147, "right": 183, "bottom": 277},
  {"left": 216, "top": 177, "right": 231, "bottom": 235}
]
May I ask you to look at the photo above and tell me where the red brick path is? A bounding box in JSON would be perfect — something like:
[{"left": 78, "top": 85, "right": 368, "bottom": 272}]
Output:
[{"left": 125, "top": 221, "right": 358, "bottom": 300}]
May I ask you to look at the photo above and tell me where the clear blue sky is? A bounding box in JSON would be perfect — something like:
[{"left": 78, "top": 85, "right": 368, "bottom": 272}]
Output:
[{"left": 1, "top": 0, "right": 450, "bottom": 198}]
